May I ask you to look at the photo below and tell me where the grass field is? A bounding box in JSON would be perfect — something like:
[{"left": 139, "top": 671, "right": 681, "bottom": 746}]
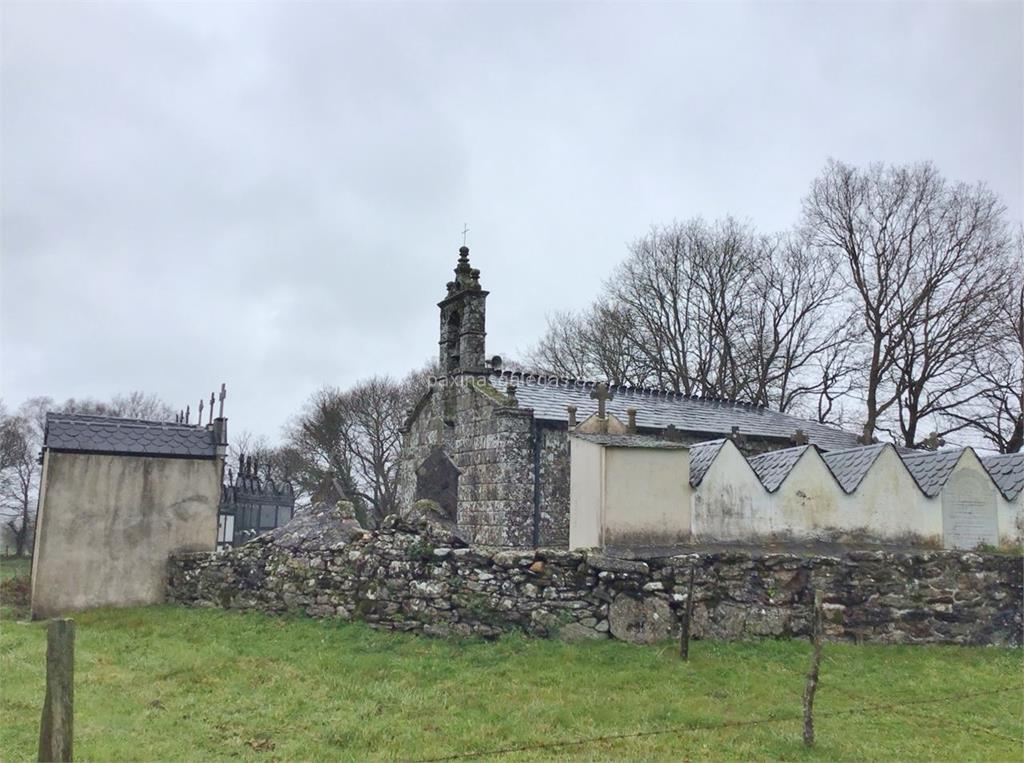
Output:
[
  {"left": 0, "top": 556, "right": 31, "bottom": 582},
  {"left": 1, "top": 601, "right": 1021, "bottom": 762}
]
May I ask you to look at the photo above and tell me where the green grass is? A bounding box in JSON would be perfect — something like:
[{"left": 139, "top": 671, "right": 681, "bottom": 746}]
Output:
[
  {"left": 0, "top": 556, "right": 30, "bottom": 582},
  {"left": 1, "top": 606, "right": 1021, "bottom": 761}
]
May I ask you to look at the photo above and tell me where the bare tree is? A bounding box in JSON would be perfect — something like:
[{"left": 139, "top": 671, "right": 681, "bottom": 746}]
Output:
[
  {"left": 228, "top": 430, "right": 300, "bottom": 486},
  {"left": 944, "top": 229, "right": 1024, "bottom": 452},
  {"left": 532, "top": 218, "right": 849, "bottom": 413},
  {"left": 0, "top": 404, "right": 42, "bottom": 557},
  {"left": 802, "top": 159, "right": 1012, "bottom": 445},
  {"left": 529, "top": 301, "right": 652, "bottom": 384},
  {"left": 108, "top": 391, "right": 175, "bottom": 421},
  {"left": 339, "top": 377, "right": 407, "bottom": 524},
  {"left": 811, "top": 340, "right": 862, "bottom": 427},
  {"left": 285, "top": 368, "right": 431, "bottom": 525},
  {"left": 284, "top": 386, "right": 361, "bottom": 511},
  {"left": 736, "top": 233, "right": 848, "bottom": 412},
  {"left": 48, "top": 392, "right": 174, "bottom": 421}
]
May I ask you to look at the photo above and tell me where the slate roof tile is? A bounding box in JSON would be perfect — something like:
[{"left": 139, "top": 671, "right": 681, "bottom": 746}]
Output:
[
  {"left": 572, "top": 434, "right": 688, "bottom": 448},
  {"left": 489, "top": 374, "right": 859, "bottom": 451},
  {"left": 821, "top": 443, "right": 887, "bottom": 493},
  {"left": 899, "top": 450, "right": 964, "bottom": 498},
  {"left": 981, "top": 453, "right": 1024, "bottom": 501},
  {"left": 44, "top": 413, "right": 217, "bottom": 459},
  {"left": 747, "top": 446, "right": 811, "bottom": 492},
  {"left": 688, "top": 439, "right": 726, "bottom": 486}
]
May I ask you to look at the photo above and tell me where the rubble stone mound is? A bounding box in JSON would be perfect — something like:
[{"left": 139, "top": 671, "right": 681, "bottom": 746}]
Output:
[
  {"left": 263, "top": 500, "right": 365, "bottom": 551},
  {"left": 394, "top": 499, "right": 471, "bottom": 548}
]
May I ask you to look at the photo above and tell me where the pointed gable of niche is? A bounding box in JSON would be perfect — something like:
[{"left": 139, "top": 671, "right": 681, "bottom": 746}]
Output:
[
  {"left": 821, "top": 443, "right": 888, "bottom": 493},
  {"left": 688, "top": 439, "right": 727, "bottom": 487},
  {"left": 747, "top": 445, "right": 813, "bottom": 493}
]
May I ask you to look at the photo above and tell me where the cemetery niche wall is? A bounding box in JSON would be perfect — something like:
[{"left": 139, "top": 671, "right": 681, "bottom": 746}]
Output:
[
  {"left": 569, "top": 430, "right": 1024, "bottom": 551},
  {"left": 31, "top": 410, "right": 228, "bottom": 618}
]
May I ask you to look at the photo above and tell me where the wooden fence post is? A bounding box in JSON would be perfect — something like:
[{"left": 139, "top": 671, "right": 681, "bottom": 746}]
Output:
[
  {"left": 38, "top": 618, "right": 74, "bottom": 762},
  {"left": 679, "top": 565, "right": 696, "bottom": 661},
  {"left": 802, "top": 590, "right": 824, "bottom": 747}
]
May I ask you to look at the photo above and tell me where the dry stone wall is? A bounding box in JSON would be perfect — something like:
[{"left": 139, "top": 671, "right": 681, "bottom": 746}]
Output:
[{"left": 167, "top": 503, "right": 1022, "bottom": 646}]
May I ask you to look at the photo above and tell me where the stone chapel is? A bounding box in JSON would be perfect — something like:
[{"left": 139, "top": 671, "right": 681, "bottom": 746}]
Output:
[{"left": 395, "top": 245, "right": 867, "bottom": 548}]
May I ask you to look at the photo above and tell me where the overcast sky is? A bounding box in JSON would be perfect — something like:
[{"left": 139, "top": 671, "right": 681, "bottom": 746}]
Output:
[{"left": 2, "top": 1, "right": 1021, "bottom": 441}]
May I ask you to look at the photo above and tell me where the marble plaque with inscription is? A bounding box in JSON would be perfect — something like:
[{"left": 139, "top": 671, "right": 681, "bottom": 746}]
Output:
[{"left": 942, "top": 470, "right": 997, "bottom": 549}]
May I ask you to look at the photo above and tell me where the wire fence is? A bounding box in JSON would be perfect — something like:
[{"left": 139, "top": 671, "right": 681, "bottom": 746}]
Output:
[{"left": 410, "top": 684, "right": 1022, "bottom": 762}]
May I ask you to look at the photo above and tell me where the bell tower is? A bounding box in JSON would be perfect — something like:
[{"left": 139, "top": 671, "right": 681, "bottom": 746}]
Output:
[{"left": 438, "top": 245, "right": 488, "bottom": 374}]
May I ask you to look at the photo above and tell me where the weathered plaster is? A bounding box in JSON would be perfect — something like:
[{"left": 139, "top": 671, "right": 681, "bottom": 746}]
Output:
[{"left": 31, "top": 450, "right": 220, "bottom": 618}]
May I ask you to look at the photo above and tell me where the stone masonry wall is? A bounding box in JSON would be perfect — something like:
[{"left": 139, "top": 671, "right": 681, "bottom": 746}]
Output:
[
  {"left": 396, "top": 380, "right": 535, "bottom": 547},
  {"left": 536, "top": 424, "right": 570, "bottom": 547},
  {"left": 168, "top": 510, "right": 1023, "bottom": 647}
]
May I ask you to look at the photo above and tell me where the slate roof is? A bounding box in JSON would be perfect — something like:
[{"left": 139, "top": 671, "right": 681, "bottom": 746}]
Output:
[
  {"left": 900, "top": 450, "right": 964, "bottom": 498},
  {"left": 821, "top": 443, "right": 887, "bottom": 493},
  {"left": 747, "top": 446, "right": 812, "bottom": 492},
  {"left": 980, "top": 453, "right": 1024, "bottom": 501},
  {"left": 44, "top": 413, "right": 217, "bottom": 459},
  {"left": 688, "top": 439, "right": 726, "bottom": 486},
  {"left": 489, "top": 373, "right": 859, "bottom": 451},
  {"left": 572, "top": 434, "right": 688, "bottom": 448}
]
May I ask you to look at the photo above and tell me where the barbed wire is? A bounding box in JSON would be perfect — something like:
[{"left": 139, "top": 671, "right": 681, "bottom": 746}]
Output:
[
  {"left": 410, "top": 685, "right": 1021, "bottom": 762},
  {"left": 820, "top": 676, "right": 1024, "bottom": 746}
]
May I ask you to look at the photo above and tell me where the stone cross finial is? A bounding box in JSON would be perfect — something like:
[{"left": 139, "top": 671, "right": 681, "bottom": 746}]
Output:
[
  {"left": 663, "top": 424, "right": 683, "bottom": 442},
  {"left": 506, "top": 384, "right": 518, "bottom": 406},
  {"left": 626, "top": 408, "right": 637, "bottom": 434},
  {"left": 923, "top": 431, "right": 946, "bottom": 450},
  {"left": 567, "top": 405, "right": 577, "bottom": 428},
  {"left": 590, "top": 382, "right": 614, "bottom": 418},
  {"left": 791, "top": 429, "right": 809, "bottom": 446}
]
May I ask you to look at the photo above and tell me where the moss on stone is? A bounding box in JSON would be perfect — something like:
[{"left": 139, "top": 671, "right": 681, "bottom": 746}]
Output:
[{"left": 471, "top": 381, "right": 513, "bottom": 405}]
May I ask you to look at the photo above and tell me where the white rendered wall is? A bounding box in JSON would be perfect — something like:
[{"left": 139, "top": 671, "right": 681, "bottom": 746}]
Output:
[
  {"left": 602, "top": 447, "right": 690, "bottom": 547},
  {"left": 572, "top": 433, "right": 1021, "bottom": 550},
  {"left": 691, "top": 441, "right": 772, "bottom": 540},
  {"left": 835, "top": 446, "right": 941, "bottom": 545},
  {"left": 997, "top": 490, "right": 1023, "bottom": 547},
  {"left": 31, "top": 451, "right": 220, "bottom": 618},
  {"left": 771, "top": 449, "right": 841, "bottom": 538},
  {"left": 568, "top": 438, "right": 603, "bottom": 549}
]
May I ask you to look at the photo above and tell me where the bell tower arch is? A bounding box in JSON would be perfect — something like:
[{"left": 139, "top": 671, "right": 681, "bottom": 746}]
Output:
[{"left": 438, "top": 245, "right": 488, "bottom": 374}]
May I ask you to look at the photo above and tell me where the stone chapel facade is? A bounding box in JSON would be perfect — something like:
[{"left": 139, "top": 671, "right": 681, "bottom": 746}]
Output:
[{"left": 396, "top": 246, "right": 864, "bottom": 548}]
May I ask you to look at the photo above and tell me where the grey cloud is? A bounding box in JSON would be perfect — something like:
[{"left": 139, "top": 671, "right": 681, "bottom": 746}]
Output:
[{"left": 2, "top": 1, "right": 1020, "bottom": 440}]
